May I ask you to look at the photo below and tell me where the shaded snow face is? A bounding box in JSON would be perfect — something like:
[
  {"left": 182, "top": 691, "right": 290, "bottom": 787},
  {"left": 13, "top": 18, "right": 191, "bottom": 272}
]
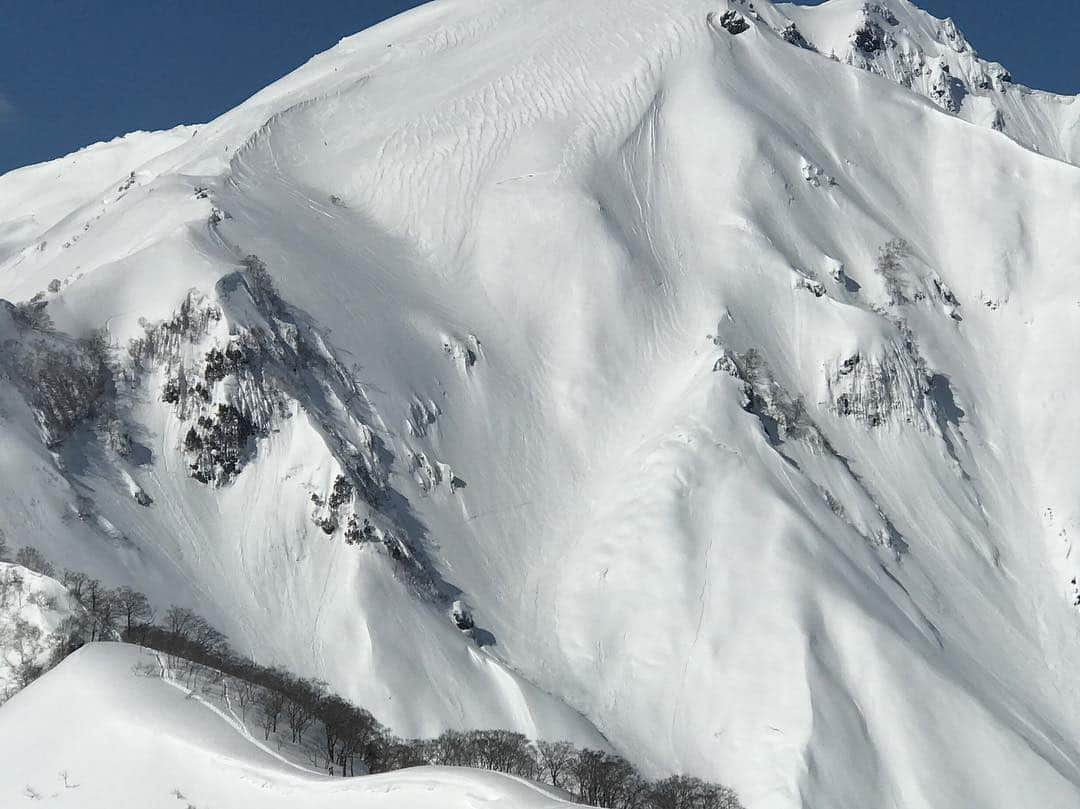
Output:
[{"left": 2, "top": 1, "right": 1080, "bottom": 808}]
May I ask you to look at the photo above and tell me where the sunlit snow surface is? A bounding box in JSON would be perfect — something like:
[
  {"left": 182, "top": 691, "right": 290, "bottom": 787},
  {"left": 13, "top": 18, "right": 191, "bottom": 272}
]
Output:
[{"left": 1, "top": 1, "right": 1080, "bottom": 807}]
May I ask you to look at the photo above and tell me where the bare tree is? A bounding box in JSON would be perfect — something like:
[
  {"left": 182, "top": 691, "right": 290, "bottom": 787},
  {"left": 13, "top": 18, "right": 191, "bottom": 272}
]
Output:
[
  {"left": 61, "top": 570, "right": 89, "bottom": 602},
  {"left": 14, "top": 546, "right": 54, "bottom": 578},
  {"left": 257, "top": 687, "right": 286, "bottom": 740},
  {"left": 376, "top": 738, "right": 431, "bottom": 772},
  {"left": 165, "top": 605, "right": 199, "bottom": 640},
  {"left": 463, "top": 730, "right": 535, "bottom": 776},
  {"left": 876, "top": 238, "right": 911, "bottom": 305},
  {"left": 114, "top": 587, "right": 153, "bottom": 635},
  {"left": 429, "top": 729, "right": 470, "bottom": 766},
  {"left": 240, "top": 255, "right": 280, "bottom": 314},
  {"left": 537, "top": 740, "right": 579, "bottom": 790},
  {"left": 12, "top": 298, "right": 53, "bottom": 331},
  {"left": 7, "top": 567, "right": 26, "bottom": 608},
  {"left": 10, "top": 620, "right": 45, "bottom": 688},
  {"left": 48, "top": 613, "right": 92, "bottom": 665},
  {"left": 572, "top": 749, "right": 644, "bottom": 809},
  {"left": 231, "top": 677, "right": 259, "bottom": 721},
  {"left": 285, "top": 696, "right": 314, "bottom": 744},
  {"left": 0, "top": 568, "right": 15, "bottom": 609},
  {"left": 335, "top": 705, "right": 386, "bottom": 777},
  {"left": 647, "top": 775, "right": 744, "bottom": 809},
  {"left": 82, "top": 579, "right": 116, "bottom": 641}
]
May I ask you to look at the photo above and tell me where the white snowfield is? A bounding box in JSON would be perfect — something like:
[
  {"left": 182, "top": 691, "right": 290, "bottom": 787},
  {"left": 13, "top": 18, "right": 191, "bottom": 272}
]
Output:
[
  {"left": 0, "top": 643, "right": 581, "bottom": 807},
  {"left": 1, "top": 0, "right": 1080, "bottom": 807}
]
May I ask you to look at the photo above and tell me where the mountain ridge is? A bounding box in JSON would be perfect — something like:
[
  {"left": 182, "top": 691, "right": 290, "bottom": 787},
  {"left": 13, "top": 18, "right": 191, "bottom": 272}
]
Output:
[{"left": 1, "top": 2, "right": 1080, "bottom": 807}]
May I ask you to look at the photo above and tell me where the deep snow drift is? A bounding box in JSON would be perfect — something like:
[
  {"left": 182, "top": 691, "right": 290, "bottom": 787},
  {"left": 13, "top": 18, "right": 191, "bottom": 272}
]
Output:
[{"left": 2, "top": 0, "right": 1080, "bottom": 807}]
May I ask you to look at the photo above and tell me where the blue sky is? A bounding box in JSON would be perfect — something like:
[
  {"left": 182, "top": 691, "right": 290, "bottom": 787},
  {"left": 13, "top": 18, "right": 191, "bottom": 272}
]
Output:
[{"left": 1, "top": 0, "right": 1076, "bottom": 175}]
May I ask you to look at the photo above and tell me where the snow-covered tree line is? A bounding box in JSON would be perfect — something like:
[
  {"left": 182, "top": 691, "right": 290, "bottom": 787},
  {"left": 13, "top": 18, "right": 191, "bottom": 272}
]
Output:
[{"left": 2, "top": 542, "right": 742, "bottom": 808}]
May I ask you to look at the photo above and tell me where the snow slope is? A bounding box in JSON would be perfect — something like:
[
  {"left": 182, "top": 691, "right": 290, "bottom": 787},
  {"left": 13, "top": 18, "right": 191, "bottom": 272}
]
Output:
[
  {"left": 1, "top": 1, "right": 1080, "bottom": 807},
  {"left": 0, "top": 126, "right": 196, "bottom": 265},
  {"left": 0, "top": 643, "right": 582, "bottom": 808}
]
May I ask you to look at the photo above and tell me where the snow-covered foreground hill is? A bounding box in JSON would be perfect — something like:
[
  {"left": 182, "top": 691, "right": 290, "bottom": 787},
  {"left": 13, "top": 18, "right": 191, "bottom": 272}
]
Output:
[
  {"left": 2, "top": 0, "right": 1080, "bottom": 807},
  {"left": 0, "top": 643, "right": 582, "bottom": 808}
]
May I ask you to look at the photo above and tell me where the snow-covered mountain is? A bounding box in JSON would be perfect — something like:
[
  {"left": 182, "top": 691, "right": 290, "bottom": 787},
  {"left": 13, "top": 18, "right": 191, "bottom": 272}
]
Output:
[{"left": 2, "top": 0, "right": 1080, "bottom": 807}]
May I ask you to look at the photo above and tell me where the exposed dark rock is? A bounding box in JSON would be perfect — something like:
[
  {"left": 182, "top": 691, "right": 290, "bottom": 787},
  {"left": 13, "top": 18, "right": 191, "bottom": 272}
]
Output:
[
  {"left": 443, "top": 335, "right": 482, "bottom": 368},
  {"left": 870, "top": 3, "right": 899, "bottom": 26},
  {"left": 840, "top": 354, "right": 861, "bottom": 376},
  {"left": 930, "top": 66, "right": 967, "bottom": 113},
  {"left": 779, "top": 23, "right": 813, "bottom": 50},
  {"left": 452, "top": 601, "right": 475, "bottom": 631},
  {"left": 719, "top": 10, "right": 750, "bottom": 36},
  {"left": 103, "top": 418, "right": 133, "bottom": 457},
  {"left": 714, "top": 347, "right": 816, "bottom": 445},
  {"left": 328, "top": 475, "right": 354, "bottom": 510},
  {"left": 853, "top": 22, "right": 886, "bottom": 54},
  {"left": 825, "top": 328, "right": 953, "bottom": 430}
]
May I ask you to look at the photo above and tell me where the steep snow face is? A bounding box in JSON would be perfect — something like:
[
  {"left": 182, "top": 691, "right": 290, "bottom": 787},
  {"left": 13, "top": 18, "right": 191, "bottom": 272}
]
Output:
[
  {"left": 778, "top": 0, "right": 1080, "bottom": 163},
  {"left": 2, "top": 1, "right": 1080, "bottom": 808},
  {"left": 0, "top": 643, "right": 585, "bottom": 808}
]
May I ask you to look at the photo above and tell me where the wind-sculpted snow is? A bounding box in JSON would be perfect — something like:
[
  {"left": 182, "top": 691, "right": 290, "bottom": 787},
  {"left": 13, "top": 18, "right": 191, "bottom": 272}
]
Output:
[{"left": 1, "top": 1, "right": 1080, "bottom": 808}]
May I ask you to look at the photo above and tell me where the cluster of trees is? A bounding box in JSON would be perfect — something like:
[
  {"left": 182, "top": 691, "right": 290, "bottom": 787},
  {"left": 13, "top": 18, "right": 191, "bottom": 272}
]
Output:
[
  {"left": 876, "top": 238, "right": 912, "bottom": 306},
  {"left": 8, "top": 294, "right": 54, "bottom": 331},
  {"left": 6, "top": 325, "right": 112, "bottom": 446},
  {"left": 1, "top": 542, "right": 158, "bottom": 680},
  {"left": 240, "top": 253, "right": 282, "bottom": 317},
  {"left": 1, "top": 544, "right": 743, "bottom": 808},
  {"left": 2, "top": 288, "right": 116, "bottom": 448},
  {"left": 183, "top": 403, "right": 258, "bottom": 484},
  {"left": 0, "top": 561, "right": 58, "bottom": 691}
]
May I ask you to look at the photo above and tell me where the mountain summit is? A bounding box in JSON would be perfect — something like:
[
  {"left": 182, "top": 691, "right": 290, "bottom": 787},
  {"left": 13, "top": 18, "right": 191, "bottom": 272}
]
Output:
[{"left": 1, "top": 1, "right": 1079, "bottom": 807}]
